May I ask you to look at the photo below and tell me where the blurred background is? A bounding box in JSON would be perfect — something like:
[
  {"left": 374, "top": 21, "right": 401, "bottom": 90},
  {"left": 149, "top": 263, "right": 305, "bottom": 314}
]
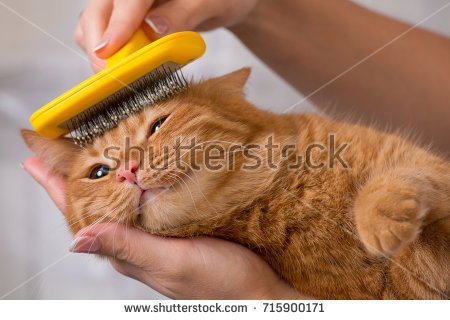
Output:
[{"left": 0, "top": 0, "right": 449, "bottom": 299}]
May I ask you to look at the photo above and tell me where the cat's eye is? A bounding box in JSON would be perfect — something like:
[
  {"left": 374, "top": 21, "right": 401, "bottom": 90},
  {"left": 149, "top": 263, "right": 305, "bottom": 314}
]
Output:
[
  {"left": 150, "top": 116, "right": 168, "bottom": 136},
  {"left": 89, "top": 164, "right": 110, "bottom": 180}
]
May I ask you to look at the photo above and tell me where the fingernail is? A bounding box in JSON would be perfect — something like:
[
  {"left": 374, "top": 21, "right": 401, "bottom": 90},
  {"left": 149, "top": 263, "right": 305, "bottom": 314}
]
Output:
[
  {"left": 19, "top": 162, "right": 24, "bottom": 169},
  {"left": 145, "top": 16, "right": 169, "bottom": 35},
  {"left": 93, "top": 38, "right": 109, "bottom": 53},
  {"left": 69, "top": 236, "right": 101, "bottom": 253}
]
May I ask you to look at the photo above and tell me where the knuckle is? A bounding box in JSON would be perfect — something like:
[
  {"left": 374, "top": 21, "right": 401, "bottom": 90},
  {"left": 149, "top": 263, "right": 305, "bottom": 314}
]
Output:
[
  {"left": 109, "top": 258, "right": 135, "bottom": 279},
  {"left": 111, "top": 230, "right": 133, "bottom": 261},
  {"left": 109, "top": 258, "right": 126, "bottom": 274},
  {"left": 78, "top": 12, "right": 89, "bottom": 27},
  {"left": 74, "top": 31, "right": 83, "bottom": 46}
]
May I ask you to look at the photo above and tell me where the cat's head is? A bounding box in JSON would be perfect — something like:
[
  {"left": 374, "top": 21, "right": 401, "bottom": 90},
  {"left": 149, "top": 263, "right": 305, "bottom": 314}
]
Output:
[{"left": 22, "top": 68, "right": 280, "bottom": 235}]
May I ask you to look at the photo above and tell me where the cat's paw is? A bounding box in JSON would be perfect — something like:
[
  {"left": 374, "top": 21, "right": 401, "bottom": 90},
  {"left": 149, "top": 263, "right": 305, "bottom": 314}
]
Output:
[{"left": 354, "top": 187, "right": 427, "bottom": 257}]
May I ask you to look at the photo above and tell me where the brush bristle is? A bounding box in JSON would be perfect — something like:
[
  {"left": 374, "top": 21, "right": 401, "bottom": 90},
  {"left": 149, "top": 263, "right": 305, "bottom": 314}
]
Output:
[{"left": 65, "top": 65, "right": 188, "bottom": 145}]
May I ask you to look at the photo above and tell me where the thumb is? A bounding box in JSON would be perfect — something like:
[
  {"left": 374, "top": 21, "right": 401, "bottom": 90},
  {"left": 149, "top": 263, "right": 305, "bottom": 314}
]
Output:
[
  {"left": 69, "top": 223, "right": 171, "bottom": 268},
  {"left": 144, "top": 0, "right": 220, "bottom": 37}
]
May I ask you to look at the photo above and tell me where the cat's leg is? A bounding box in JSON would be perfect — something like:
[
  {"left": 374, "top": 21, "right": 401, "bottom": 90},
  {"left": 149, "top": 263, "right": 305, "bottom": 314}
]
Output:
[
  {"left": 353, "top": 167, "right": 450, "bottom": 299},
  {"left": 353, "top": 167, "right": 449, "bottom": 257}
]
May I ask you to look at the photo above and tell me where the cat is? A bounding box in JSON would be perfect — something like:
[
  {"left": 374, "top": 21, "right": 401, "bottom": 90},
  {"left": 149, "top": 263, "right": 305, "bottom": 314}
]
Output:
[{"left": 22, "top": 68, "right": 449, "bottom": 299}]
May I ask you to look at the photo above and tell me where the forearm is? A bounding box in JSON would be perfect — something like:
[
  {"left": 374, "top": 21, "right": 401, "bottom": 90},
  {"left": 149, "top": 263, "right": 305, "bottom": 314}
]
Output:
[{"left": 230, "top": 0, "right": 450, "bottom": 154}]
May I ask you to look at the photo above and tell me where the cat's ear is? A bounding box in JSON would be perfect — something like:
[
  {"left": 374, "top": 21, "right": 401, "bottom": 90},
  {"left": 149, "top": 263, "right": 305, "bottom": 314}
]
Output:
[
  {"left": 21, "top": 129, "right": 80, "bottom": 176},
  {"left": 205, "top": 68, "right": 251, "bottom": 96}
]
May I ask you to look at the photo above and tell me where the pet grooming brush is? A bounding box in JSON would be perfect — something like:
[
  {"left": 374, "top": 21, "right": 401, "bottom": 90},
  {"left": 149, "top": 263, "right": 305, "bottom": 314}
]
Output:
[{"left": 30, "top": 29, "right": 206, "bottom": 145}]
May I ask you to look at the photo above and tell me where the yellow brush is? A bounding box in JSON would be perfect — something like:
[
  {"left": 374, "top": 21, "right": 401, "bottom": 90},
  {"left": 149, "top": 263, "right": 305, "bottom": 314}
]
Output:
[{"left": 30, "top": 29, "right": 206, "bottom": 144}]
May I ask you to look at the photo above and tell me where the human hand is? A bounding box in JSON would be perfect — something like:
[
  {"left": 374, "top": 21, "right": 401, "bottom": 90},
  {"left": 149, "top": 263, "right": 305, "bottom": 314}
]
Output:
[
  {"left": 69, "top": 223, "right": 303, "bottom": 299},
  {"left": 22, "top": 156, "right": 305, "bottom": 299},
  {"left": 75, "top": 0, "right": 259, "bottom": 71}
]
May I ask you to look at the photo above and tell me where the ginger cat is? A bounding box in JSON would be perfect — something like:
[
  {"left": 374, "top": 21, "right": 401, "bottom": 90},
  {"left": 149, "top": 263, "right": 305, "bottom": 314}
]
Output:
[{"left": 22, "top": 69, "right": 450, "bottom": 299}]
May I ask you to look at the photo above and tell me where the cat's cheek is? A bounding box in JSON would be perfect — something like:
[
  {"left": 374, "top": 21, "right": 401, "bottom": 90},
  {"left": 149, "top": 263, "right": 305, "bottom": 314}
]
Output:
[{"left": 65, "top": 208, "right": 82, "bottom": 236}]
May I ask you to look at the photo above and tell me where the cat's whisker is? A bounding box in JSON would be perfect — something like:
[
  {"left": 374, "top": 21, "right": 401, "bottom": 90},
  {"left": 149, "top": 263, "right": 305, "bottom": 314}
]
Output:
[
  {"left": 159, "top": 171, "right": 198, "bottom": 229},
  {"left": 65, "top": 194, "right": 126, "bottom": 226},
  {"left": 166, "top": 171, "right": 201, "bottom": 224},
  {"left": 51, "top": 201, "right": 114, "bottom": 232},
  {"left": 77, "top": 201, "right": 125, "bottom": 232},
  {"left": 69, "top": 214, "right": 111, "bottom": 240},
  {"left": 82, "top": 208, "right": 124, "bottom": 244},
  {"left": 165, "top": 168, "right": 227, "bottom": 228},
  {"left": 173, "top": 161, "right": 220, "bottom": 217},
  {"left": 124, "top": 212, "right": 130, "bottom": 247},
  {"left": 61, "top": 196, "right": 112, "bottom": 210},
  {"left": 68, "top": 194, "right": 111, "bottom": 199},
  {"left": 163, "top": 172, "right": 193, "bottom": 229},
  {"left": 111, "top": 207, "right": 129, "bottom": 259},
  {"left": 76, "top": 207, "right": 127, "bottom": 256},
  {"left": 79, "top": 210, "right": 115, "bottom": 230},
  {"left": 66, "top": 212, "right": 101, "bottom": 229},
  {"left": 64, "top": 198, "right": 111, "bottom": 208},
  {"left": 160, "top": 176, "right": 182, "bottom": 229}
]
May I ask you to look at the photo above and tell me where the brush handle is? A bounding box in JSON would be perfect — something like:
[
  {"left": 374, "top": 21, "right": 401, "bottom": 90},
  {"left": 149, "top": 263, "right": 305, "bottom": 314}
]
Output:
[{"left": 106, "top": 28, "right": 153, "bottom": 68}]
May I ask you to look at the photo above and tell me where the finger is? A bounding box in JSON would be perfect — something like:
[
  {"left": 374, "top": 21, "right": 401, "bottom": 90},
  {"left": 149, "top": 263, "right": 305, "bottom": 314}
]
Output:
[
  {"left": 70, "top": 223, "right": 178, "bottom": 268},
  {"left": 109, "top": 258, "right": 147, "bottom": 283},
  {"left": 74, "top": 19, "right": 85, "bottom": 50},
  {"left": 95, "top": 0, "right": 154, "bottom": 59},
  {"left": 144, "top": 0, "right": 221, "bottom": 37},
  {"left": 22, "top": 156, "right": 67, "bottom": 213},
  {"left": 80, "top": 0, "right": 113, "bottom": 70},
  {"left": 109, "top": 257, "right": 178, "bottom": 298},
  {"left": 71, "top": 223, "right": 201, "bottom": 298}
]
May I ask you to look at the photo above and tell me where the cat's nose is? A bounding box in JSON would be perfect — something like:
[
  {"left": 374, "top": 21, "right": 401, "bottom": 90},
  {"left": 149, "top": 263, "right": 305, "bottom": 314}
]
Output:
[{"left": 116, "top": 160, "right": 139, "bottom": 183}]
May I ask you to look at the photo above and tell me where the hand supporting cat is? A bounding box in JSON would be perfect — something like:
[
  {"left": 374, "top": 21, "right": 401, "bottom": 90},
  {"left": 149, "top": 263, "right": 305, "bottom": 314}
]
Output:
[{"left": 23, "top": 156, "right": 304, "bottom": 300}]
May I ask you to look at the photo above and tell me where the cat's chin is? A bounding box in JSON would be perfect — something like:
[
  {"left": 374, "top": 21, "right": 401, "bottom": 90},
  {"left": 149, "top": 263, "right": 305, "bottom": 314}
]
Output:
[
  {"left": 134, "top": 185, "right": 177, "bottom": 230},
  {"left": 135, "top": 215, "right": 205, "bottom": 237},
  {"left": 139, "top": 186, "right": 171, "bottom": 206}
]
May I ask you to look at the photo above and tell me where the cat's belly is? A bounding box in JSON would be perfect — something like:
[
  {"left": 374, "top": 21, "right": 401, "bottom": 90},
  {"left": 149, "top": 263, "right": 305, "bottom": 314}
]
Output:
[
  {"left": 251, "top": 218, "right": 388, "bottom": 299},
  {"left": 264, "top": 230, "right": 388, "bottom": 299}
]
